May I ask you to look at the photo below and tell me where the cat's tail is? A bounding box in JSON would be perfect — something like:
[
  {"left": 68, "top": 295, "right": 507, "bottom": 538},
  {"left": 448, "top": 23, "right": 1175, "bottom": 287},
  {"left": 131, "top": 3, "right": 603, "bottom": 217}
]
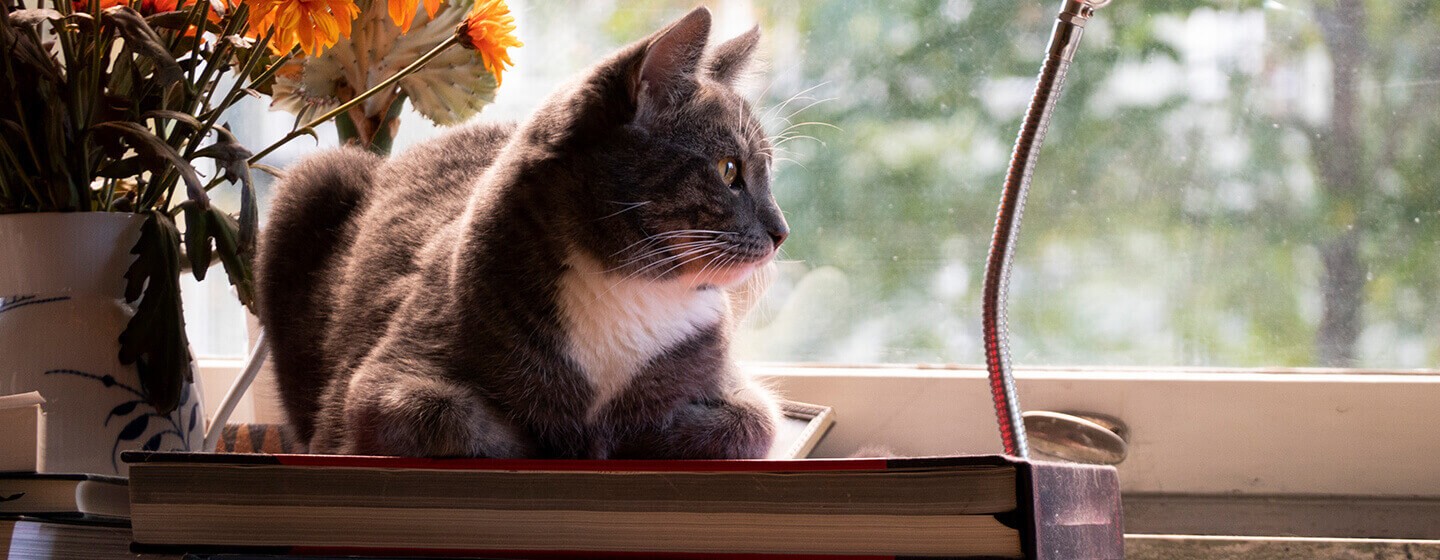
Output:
[{"left": 256, "top": 146, "right": 382, "bottom": 444}]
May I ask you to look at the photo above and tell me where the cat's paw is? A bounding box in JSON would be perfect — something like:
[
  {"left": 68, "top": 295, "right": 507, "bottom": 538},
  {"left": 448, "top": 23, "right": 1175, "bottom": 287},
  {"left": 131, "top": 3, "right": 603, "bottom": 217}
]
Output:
[
  {"left": 344, "top": 372, "right": 530, "bottom": 458},
  {"left": 669, "top": 383, "right": 778, "bottom": 459}
]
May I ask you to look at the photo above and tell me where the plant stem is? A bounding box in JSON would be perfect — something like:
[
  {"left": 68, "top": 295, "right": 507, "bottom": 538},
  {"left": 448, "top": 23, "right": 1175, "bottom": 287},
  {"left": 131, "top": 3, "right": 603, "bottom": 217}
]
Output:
[
  {"left": 246, "top": 35, "right": 461, "bottom": 165},
  {"left": 151, "top": 26, "right": 275, "bottom": 212},
  {"left": 246, "top": 46, "right": 299, "bottom": 91}
]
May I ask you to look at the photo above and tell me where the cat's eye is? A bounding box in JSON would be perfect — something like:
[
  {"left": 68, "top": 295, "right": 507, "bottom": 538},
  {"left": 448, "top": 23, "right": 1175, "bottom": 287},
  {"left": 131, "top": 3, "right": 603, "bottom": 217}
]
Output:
[{"left": 717, "top": 158, "right": 741, "bottom": 189}]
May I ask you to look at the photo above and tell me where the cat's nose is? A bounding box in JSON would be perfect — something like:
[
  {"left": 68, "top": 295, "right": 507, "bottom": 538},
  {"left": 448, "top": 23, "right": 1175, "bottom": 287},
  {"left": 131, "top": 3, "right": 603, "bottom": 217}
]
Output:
[{"left": 768, "top": 228, "right": 788, "bottom": 250}]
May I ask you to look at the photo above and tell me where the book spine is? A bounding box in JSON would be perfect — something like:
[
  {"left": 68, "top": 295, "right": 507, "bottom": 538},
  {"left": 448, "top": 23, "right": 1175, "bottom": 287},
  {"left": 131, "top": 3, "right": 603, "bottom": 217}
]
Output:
[{"left": 134, "top": 543, "right": 957, "bottom": 560}]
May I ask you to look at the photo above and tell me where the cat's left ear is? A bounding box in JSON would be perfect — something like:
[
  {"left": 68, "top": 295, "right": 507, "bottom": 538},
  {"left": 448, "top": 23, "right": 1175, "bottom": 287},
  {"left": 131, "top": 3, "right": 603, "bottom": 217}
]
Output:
[
  {"left": 706, "top": 25, "right": 761, "bottom": 86},
  {"left": 632, "top": 7, "right": 712, "bottom": 121}
]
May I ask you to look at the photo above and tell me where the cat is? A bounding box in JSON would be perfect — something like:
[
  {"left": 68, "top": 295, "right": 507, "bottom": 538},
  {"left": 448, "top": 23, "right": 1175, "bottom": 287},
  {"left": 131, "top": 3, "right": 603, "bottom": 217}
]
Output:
[{"left": 256, "top": 7, "right": 788, "bottom": 460}]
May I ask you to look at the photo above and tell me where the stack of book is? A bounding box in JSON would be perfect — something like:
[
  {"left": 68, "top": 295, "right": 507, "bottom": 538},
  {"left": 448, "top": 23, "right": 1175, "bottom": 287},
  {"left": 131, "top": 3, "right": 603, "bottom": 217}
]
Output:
[{"left": 1, "top": 393, "right": 140, "bottom": 559}]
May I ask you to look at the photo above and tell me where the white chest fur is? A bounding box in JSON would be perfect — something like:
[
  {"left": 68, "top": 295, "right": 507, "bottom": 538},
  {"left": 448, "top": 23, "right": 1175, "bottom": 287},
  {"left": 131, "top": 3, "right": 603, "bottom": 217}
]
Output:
[{"left": 555, "top": 253, "right": 726, "bottom": 418}]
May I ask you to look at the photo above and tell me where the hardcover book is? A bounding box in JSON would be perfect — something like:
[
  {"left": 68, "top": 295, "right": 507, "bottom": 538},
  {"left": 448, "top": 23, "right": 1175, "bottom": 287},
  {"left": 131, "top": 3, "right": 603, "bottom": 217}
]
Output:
[
  {"left": 0, "top": 473, "right": 130, "bottom": 520},
  {"left": 123, "top": 451, "right": 1121, "bottom": 559},
  {"left": 0, "top": 518, "right": 137, "bottom": 560}
]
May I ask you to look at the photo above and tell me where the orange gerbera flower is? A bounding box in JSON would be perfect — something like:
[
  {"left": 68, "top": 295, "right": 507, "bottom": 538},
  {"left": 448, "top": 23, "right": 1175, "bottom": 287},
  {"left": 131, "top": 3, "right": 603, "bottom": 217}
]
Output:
[
  {"left": 456, "top": 0, "right": 521, "bottom": 85},
  {"left": 386, "top": 0, "right": 438, "bottom": 33},
  {"left": 247, "top": 0, "right": 360, "bottom": 56},
  {"left": 71, "top": 0, "right": 125, "bottom": 12}
]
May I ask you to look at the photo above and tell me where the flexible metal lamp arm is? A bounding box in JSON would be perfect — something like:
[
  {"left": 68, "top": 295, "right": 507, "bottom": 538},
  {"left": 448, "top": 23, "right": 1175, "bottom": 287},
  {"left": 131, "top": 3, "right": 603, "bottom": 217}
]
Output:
[{"left": 982, "top": 0, "right": 1107, "bottom": 458}]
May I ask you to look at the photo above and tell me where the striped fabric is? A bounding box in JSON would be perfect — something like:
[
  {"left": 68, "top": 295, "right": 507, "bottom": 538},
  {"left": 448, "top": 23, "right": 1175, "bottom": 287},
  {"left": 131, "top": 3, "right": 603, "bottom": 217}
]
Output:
[{"left": 217, "top": 424, "right": 303, "bottom": 454}]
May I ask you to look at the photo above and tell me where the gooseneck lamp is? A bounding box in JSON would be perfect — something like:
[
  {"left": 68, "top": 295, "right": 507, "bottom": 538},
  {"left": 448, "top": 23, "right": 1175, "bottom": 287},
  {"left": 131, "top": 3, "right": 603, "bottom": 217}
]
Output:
[{"left": 983, "top": 0, "right": 1110, "bottom": 458}]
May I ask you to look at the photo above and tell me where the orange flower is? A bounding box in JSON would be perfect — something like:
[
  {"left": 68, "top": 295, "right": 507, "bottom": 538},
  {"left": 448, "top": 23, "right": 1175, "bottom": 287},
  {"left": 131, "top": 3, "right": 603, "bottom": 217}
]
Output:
[
  {"left": 71, "top": 0, "right": 126, "bottom": 12},
  {"left": 456, "top": 0, "right": 521, "bottom": 85},
  {"left": 247, "top": 0, "right": 360, "bottom": 56},
  {"left": 386, "top": 0, "right": 438, "bottom": 33},
  {"left": 142, "top": 0, "right": 179, "bottom": 13}
]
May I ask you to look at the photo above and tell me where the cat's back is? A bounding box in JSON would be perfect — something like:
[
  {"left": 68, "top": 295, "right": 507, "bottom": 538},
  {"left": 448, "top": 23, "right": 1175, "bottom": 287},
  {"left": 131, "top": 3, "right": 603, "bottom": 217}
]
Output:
[
  {"left": 325, "top": 120, "right": 519, "bottom": 368},
  {"left": 376, "top": 120, "right": 518, "bottom": 211}
]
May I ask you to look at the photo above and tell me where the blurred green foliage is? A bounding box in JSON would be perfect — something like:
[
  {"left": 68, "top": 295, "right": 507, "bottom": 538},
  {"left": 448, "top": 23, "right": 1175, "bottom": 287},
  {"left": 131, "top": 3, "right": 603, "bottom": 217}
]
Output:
[{"left": 651, "top": 0, "right": 1439, "bottom": 369}]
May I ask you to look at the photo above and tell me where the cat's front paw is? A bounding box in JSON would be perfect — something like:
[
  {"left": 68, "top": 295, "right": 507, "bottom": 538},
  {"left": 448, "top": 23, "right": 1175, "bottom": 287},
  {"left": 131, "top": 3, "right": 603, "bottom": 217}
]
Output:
[
  {"left": 668, "top": 383, "right": 779, "bottom": 459},
  {"left": 342, "top": 371, "right": 531, "bottom": 458}
]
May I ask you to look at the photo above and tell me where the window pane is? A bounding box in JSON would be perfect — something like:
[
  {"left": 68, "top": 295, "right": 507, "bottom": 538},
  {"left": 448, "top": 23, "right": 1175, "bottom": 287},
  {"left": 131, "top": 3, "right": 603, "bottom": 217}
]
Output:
[
  {"left": 729, "top": 0, "right": 1439, "bottom": 369},
  {"left": 196, "top": 0, "right": 1438, "bottom": 370}
]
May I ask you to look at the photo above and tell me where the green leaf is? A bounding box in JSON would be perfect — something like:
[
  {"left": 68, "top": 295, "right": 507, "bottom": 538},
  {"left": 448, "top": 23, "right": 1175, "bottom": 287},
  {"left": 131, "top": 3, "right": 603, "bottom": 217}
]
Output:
[
  {"left": 141, "top": 110, "right": 204, "bottom": 133},
  {"left": 193, "top": 125, "right": 255, "bottom": 251},
  {"left": 180, "top": 200, "right": 211, "bottom": 281},
  {"left": 207, "top": 207, "right": 255, "bottom": 312},
  {"left": 2, "top": 18, "right": 60, "bottom": 81},
  {"left": 7, "top": 9, "right": 92, "bottom": 27},
  {"left": 144, "top": 11, "right": 222, "bottom": 35},
  {"left": 96, "top": 157, "right": 144, "bottom": 179},
  {"left": 102, "top": 7, "right": 183, "bottom": 94},
  {"left": 89, "top": 121, "right": 207, "bottom": 209},
  {"left": 117, "top": 211, "right": 191, "bottom": 415}
]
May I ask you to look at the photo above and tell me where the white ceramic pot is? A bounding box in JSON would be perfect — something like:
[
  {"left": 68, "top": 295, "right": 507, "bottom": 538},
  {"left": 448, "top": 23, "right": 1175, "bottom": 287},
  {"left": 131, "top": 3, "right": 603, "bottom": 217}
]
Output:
[{"left": 0, "top": 212, "right": 204, "bottom": 477}]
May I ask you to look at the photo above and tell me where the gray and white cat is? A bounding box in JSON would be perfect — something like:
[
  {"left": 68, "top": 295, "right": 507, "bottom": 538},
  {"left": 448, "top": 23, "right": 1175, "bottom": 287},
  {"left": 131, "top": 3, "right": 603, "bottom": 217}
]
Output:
[{"left": 256, "top": 7, "right": 788, "bottom": 459}]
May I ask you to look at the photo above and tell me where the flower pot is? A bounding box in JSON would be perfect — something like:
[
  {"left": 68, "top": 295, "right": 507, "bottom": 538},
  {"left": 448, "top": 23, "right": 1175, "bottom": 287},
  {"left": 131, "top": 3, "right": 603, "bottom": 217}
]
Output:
[{"left": 0, "top": 212, "right": 205, "bottom": 476}]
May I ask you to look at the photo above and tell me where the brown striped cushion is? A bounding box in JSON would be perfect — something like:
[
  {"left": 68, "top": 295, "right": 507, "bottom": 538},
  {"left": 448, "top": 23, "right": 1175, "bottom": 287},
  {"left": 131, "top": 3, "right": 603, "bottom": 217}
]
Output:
[{"left": 217, "top": 424, "right": 303, "bottom": 454}]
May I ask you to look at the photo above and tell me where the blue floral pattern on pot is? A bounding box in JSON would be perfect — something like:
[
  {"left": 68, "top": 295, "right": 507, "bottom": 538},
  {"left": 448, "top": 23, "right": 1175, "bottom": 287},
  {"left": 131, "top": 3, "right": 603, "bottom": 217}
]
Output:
[
  {"left": 44, "top": 369, "right": 201, "bottom": 472},
  {"left": 0, "top": 292, "right": 206, "bottom": 475},
  {"left": 0, "top": 294, "right": 73, "bottom": 314}
]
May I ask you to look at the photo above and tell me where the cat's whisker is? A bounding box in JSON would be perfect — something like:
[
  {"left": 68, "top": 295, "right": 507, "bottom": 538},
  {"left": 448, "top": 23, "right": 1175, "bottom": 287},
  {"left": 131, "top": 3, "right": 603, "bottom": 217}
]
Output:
[
  {"left": 771, "top": 156, "right": 806, "bottom": 170},
  {"left": 688, "top": 249, "right": 741, "bottom": 291},
  {"left": 752, "top": 69, "right": 791, "bottom": 107},
  {"left": 781, "top": 97, "right": 837, "bottom": 123},
  {"left": 620, "top": 243, "right": 726, "bottom": 280},
  {"left": 597, "top": 244, "right": 727, "bottom": 307},
  {"left": 608, "top": 236, "right": 721, "bottom": 268},
  {"left": 762, "top": 97, "right": 809, "bottom": 126},
  {"left": 775, "top": 246, "right": 804, "bottom": 265},
  {"left": 582, "top": 248, "right": 708, "bottom": 313},
  {"left": 597, "top": 200, "right": 652, "bottom": 221},
  {"left": 608, "top": 242, "right": 722, "bottom": 274},
  {"left": 774, "top": 80, "right": 827, "bottom": 106},
  {"left": 773, "top": 134, "right": 824, "bottom": 149},
  {"left": 609, "top": 240, "right": 727, "bottom": 272},
  {"left": 648, "top": 248, "right": 723, "bottom": 287},
  {"left": 765, "top": 82, "right": 827, "bottom": 121},
  {"left": 607, "top": 229, "right": 727, "bottom": 258},
  {"left": 688, "top": 255, "right": 720, "bottom": 291},
  {"left": 714, "top": 252, "right": 744, "bottom": 286},
  {"left": 777, "top": 121, "right": 842, "bottom": 136}
]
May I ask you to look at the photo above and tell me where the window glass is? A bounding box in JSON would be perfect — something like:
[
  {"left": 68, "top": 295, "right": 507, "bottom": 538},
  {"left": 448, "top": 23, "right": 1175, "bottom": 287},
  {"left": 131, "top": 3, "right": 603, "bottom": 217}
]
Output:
[{"left": 191, "top": 0, "right": 1439, "bottom": 370}]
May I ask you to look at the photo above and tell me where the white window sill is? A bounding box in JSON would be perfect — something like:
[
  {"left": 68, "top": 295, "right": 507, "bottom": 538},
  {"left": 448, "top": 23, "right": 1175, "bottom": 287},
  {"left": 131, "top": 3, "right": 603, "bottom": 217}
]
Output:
[{"left": 196, "top": 360, "right": 1440, "bottom": 499}]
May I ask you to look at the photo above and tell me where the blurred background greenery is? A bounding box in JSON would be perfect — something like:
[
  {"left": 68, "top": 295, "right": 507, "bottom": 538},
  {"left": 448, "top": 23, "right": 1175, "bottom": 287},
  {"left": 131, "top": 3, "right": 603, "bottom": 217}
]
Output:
[{"left": 206, "top": 0, "right": 1437, "bottom": 370}]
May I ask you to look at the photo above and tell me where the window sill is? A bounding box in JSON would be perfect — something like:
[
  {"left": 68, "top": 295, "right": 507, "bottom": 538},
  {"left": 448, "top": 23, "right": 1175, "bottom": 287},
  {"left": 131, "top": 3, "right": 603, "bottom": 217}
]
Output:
[
  {"left": 747, "top": 363, "right": 1440, "bottom": 498},
  {"left": 195, "top": 360, "right": 1440, "bottom": 499},
  {"left": 1125, "top": 534, "right": 1440, "bottom": 560}
]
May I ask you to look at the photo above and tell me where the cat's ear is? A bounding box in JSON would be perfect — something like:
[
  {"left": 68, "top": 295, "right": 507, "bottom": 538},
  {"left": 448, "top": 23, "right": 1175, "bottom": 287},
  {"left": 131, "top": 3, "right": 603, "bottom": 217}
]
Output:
[
  {"left": 631, "top": 6, "right": 711, "bottom": 120},
  {"left": 705, "top": 25, "right": 760, "bottom": 86}
]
